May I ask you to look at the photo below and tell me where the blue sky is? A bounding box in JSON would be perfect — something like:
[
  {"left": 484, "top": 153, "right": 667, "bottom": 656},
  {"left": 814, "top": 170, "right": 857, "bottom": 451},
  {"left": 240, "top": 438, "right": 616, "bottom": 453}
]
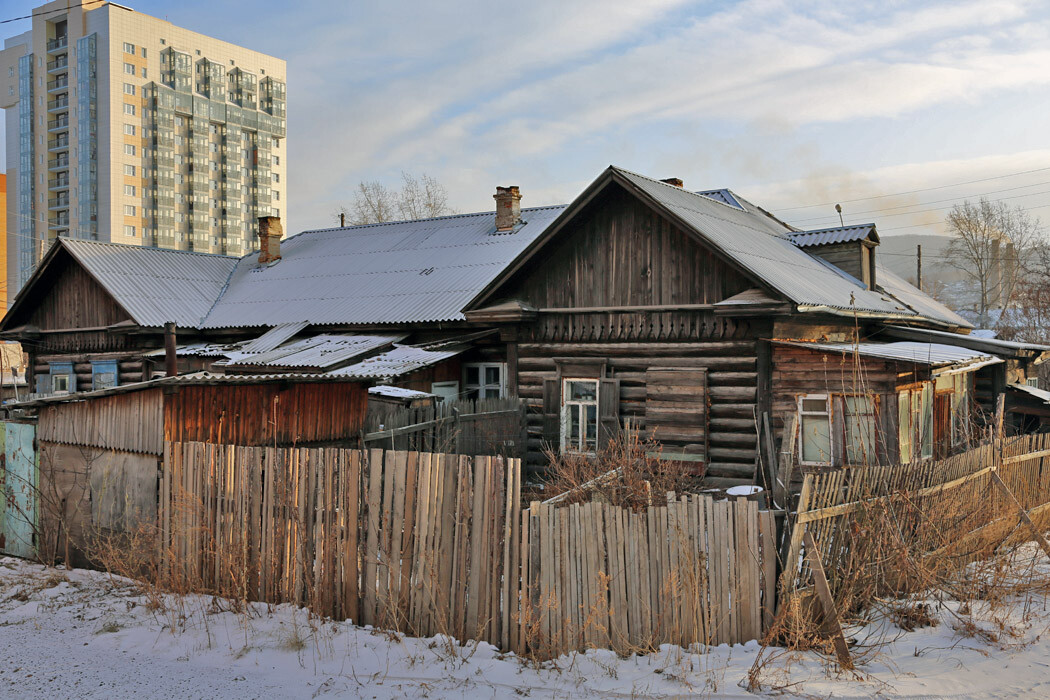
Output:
[{"left": 5, "top": 0, "right": 1050, "bottom": 235}]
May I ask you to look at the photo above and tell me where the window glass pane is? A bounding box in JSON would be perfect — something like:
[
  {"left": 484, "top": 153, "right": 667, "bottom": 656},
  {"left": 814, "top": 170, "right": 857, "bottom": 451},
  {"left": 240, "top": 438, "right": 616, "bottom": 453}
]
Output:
[
  {"left": 465, "top": 366, "right": 479, "bottom": 385},
  {"left": 898, "top": 391, "right": 912, "bottom": 463},
  {"left": 568, "top": 380, "right": 596, "bottom": 401},
  {"left": 485, "top": 366, "right": 500, "bottom": 385},
  {"left": 801, "top": 398, "right": 826, "bottom": 413},
  {"left": 568, "top": 405, "right": 580, "bottom": 448},
  {"left": 585, "top": 404, "right": 597, "bottom": 449},
  {"left": 801, "top": 414, "right": 831, "bottom": 463},
  {"left": 919, "top": 384, "right": 933, "bottom": 459}
]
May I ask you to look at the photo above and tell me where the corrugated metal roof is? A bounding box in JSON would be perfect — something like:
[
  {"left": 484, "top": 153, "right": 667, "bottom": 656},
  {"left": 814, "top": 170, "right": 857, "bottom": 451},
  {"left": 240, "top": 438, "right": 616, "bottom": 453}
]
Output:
[
  {"left": 614, "top": 168, "right": 916, "bottom": 317},
  {"left": 144, "top": 341, "right": 245, "bottom": 358},
  {"left": 369, "top": 385, "right": 436, "bottom": 399},
  {"left": 875, "top": 267, "right": 972, "bottom": 329},
  {"left": 789, "top": 224, "right": 878, "bottom": 247},
  {"left": 1009, "top": 382, "right": 1050, "bottom": 404},
  {"left": 328, "top": 344, "right": 468, "bottom": 379},
  {"left": 200, "top": 206, "right": 566, "bottom": 328},
  {"left": 238, "top": 322, "right": 309, "bottom": 353},
  {"left": 61, "top": 238, "right": 239, "bottom": 328},
  {"left": 224, "top": 333, "right": 403, "bottom": 370},
  {"left": 775, "top": 340, "right": 1000, "bottom": 367}
]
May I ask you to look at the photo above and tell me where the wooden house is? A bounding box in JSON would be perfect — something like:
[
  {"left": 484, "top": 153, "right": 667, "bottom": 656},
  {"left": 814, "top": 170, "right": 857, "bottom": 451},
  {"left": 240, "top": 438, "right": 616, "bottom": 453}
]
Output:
[{"left": 463, "top": 167, "right": 1050, "bottom": 482}]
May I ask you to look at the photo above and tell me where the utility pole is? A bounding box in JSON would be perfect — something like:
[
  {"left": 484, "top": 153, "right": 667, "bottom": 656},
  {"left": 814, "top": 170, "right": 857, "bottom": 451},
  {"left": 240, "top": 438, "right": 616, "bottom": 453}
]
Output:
[{"left": 916, "top": 245, "right": 922, "bottom": 290}]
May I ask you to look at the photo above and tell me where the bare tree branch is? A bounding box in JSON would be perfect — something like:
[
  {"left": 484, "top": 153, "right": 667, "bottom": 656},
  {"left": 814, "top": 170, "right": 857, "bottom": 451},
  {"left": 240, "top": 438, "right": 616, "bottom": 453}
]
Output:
[{"left": 336, "top": 173, "right": 454, "bottom": 225}]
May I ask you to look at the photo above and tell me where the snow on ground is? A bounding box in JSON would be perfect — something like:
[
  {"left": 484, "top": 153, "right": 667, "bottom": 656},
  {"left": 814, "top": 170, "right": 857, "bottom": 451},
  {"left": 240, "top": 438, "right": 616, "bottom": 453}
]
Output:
[{"left": 3, "top": 549, "right": 1050, "bottom": 699}]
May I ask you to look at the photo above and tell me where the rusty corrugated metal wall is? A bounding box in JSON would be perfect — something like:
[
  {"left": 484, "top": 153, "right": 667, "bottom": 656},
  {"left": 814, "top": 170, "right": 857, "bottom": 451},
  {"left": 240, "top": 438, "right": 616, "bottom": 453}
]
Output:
[{"left": 163, "top": 383, "right": 368, "bottom": 446}]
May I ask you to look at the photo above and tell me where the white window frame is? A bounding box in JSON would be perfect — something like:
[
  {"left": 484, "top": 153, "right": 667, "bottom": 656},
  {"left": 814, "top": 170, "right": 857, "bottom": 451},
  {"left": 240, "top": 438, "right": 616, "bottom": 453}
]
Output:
[
  {"left": 123, "top": 42, "right": 135, "bottom": 54},
  {"left": 430, "top": 380, "right": 460, "bottom": 403},
  {"left": 561, "top": 378, "right": 599, "bottom": 453},
  {"left": 463, "top": 362, "right": 505, "bottom": 400},
  {"left": 51, "top": 373, "right": 69, "bottom": 395},
  {"left": 797, "top": 394, "right": 833, "bottom": 466}
]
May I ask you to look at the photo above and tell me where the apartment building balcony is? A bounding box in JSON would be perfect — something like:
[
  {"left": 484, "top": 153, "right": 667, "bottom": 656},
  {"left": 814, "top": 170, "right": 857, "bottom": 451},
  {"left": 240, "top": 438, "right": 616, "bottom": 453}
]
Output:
[
  {"left": 255, "top": 192, "right": 272, "bottom": 205},
  {"left": 47, "top": 95, "right": 70, "bottom": 112},
  {"left": 46, "top": 55, "right": 68, "bottom": 73},
  {"left": 47, "top": 115, "right": 69, "bottom": 132},
  {"left": 48, "top": 135, "right": 70, "bottom": 152},
  {"left": 48, "top": 213, "right": 70, "bottom": 229},
  {"left": 48, "top": 154, "right": 70, "bottom": 171},
  {"left": 47, "top": 76, "right": 69, "bottom": 92},
  {"left": 48, "top": 176, "right": 70, "bottom": 191},
  {"left": 46, "top": 36, "right": 68, "bottom": 53},
  {"left": 48, "top": 195, "right": 70, "bottom": 210}
]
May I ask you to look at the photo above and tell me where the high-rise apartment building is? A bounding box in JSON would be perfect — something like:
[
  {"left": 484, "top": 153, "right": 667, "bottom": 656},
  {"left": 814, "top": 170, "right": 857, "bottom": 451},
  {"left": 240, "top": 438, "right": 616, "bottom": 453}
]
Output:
[{"left": 0, "top": 1, "right": 286, "bottom": 298}]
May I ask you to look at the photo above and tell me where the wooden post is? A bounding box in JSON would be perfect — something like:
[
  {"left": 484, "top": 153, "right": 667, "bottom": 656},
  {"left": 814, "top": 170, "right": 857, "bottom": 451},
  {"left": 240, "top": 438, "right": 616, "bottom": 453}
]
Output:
[
  {"left": 803, "top": 531, "right": 853, "bottom": 670},
  {"left": 990, "top": 470, "right": 1050, "bottom": 561}
]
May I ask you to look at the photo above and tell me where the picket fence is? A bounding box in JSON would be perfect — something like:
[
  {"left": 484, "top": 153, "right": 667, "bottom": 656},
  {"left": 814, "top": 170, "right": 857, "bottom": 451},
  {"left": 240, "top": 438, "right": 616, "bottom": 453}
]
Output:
[
  {"left": 783, "top": 433, "right": 1050, "bottom": 599},
  {"left": 161, "top": 441, "right": 775, "bottom": 656}
]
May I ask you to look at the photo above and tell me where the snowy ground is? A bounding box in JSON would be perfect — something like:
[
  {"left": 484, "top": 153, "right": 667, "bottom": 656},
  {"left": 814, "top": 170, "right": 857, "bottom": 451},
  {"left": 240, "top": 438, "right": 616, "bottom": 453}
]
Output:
[{"left": 3, "top": 552, "right": 1050, "bottom": 699}]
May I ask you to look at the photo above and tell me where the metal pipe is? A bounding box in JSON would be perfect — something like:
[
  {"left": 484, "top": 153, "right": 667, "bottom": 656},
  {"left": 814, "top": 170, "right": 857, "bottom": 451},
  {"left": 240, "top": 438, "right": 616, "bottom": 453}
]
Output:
[{"left": 164, "top": 322, "right": 177, "bottom": 377}]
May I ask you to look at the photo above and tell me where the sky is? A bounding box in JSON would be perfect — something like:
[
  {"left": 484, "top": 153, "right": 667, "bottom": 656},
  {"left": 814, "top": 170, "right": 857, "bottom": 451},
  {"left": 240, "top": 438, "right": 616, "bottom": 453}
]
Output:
[{"left": 3, "top": 0, "right": 1050, "bottom": 237}]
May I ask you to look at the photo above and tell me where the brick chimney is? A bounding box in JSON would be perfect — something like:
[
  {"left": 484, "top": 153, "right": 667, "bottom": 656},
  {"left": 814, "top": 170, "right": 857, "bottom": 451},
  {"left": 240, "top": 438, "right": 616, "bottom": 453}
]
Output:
[
  {"left": 258, "top": 216, "right": 283, "bottom": 264},
  {"left": 661, "top": 177, "right": 684, "bottom": 188},
  {"left": 494, "top": 186, "right": 522, "bottom": 231}
]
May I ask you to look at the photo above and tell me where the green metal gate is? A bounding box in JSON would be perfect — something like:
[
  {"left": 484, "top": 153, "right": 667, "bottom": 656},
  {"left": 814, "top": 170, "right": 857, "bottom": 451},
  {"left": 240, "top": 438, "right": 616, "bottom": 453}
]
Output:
[{"left": 1, "top": 421, "right": 37, "bottom": 559}]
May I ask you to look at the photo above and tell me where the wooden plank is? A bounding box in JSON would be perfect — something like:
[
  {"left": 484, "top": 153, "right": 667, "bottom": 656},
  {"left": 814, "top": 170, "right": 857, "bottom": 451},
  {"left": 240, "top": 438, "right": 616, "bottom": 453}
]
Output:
[
  {"left": 363, "top": 448, "right": 384, "bottom": 627},
  {"left": 803, "top": 531, "right": 853, "bottom": 669}
]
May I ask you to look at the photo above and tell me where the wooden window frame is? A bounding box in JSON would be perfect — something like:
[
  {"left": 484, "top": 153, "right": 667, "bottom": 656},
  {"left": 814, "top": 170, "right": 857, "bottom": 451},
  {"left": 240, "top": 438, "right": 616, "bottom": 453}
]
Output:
[
  {"left": 463, "top": 362, "right": 505, "bottom": 400},
  {"left": 840, "top": 393, "right": 879, "bottom": 467},
  {"left": 798, "top": 393, "right": 833, "bottom": 466},
  {"left": 561, "top": 377, "right": 599, "bottom": 454}
]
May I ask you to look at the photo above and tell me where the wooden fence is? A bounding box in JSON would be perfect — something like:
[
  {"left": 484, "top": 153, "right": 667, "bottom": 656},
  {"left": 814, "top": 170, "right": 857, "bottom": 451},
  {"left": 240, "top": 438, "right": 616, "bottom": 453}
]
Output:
[
  {"left": 161, "top": 441, "right": 776, "bottom": 657},
  {"left": 362, "top": 397, "right": 526, "bottom": 458},
  {"left": 782, "top": 433, "right": 1050, "bottom": 600},
  {"left": 519, "top": 495, "right": 777, "bottom": 657}
]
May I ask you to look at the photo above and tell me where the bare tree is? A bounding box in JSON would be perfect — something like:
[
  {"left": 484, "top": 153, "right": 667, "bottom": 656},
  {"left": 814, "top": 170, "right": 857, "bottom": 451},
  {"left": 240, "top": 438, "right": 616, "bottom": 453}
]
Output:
[
  {"left": 337, "top": 172, "right": 454, "bottom": 225},
  {"left": 943, "top": 198, "right": 1041, "bottom": 328}
]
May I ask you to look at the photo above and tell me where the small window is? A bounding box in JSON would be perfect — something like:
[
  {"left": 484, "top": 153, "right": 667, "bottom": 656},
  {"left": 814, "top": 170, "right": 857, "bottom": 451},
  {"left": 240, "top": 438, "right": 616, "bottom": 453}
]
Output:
[
  {"left": 123, "top": 83, "right": 136, "bottom": 95},
  {"left": 91, "top": 360, "right": 119, "bottom": 390},
  {"left": 124, "top": 123, "right": 136, "bottom": 135},
  {"left": 798, "top": 394, "right": 832, "bottom": 465},
  {"left": 273, "top": 155, "right": 280, "bottom": 165},
  {"left": 124, "top": 205, "right": 137, "bottom": 216},
  {"left": 49, "top": 362, "right": 74, "bottom": 395},
  {"left": 124, "top": 184, "right": 136, "bottom": 196},
  {"left": 430, "top": 381, "right": 460, "bottom": 403},
  {"left": 123, "top": 103, "right": 136, "bottom": 115},
  {"left": 124, "top": 164, "right": 136, "bottom": 176},
  {"left": 1027, "top": 377, "right": 1040, "bottom": 388},
  {"left": 124, "top": 42, "right": 136, "bottom": 54},
  {"left": 463, "top": 363, "right": 505, "bottom": 400},
  {"left": 561, "top": 378, "right": 598, "bottom": 452},
  {"left": 274, "top": 191, "right": 280, "bottom": 201},
  {"left": 124, "top": 144, "right": 136, "bottom": 155},
  {"left": 124, "top": 62, "right": 136, "bottom": 75},
  {"left": 124, "top": 225, "right": 136, "bottom": 237},
  {"left": 141, "top": 47, "right": 147, "bottom": 58},
  {"left": 141, "top": 67, "right": 147, "bottom": 78},
  {"left": 273, "top": 173, "right": 280, "bottom": 183}
]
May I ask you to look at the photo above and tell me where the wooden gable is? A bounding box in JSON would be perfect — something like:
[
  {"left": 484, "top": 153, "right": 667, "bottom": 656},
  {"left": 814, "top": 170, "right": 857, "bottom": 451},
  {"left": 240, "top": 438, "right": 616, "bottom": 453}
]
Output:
[
  {"left": 4, "top": 246, "right": 131, "bottom": 332},
  {"left": 483, "top": 183, "right": 766, "bottom": 311}
]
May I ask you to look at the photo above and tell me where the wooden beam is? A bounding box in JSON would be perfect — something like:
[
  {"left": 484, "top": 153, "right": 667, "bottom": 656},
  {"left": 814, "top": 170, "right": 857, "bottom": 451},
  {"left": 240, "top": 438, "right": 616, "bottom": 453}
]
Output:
[
  {"left": 990, "top": 470, "right": 1050, "bottom": 562},
  {"left": 537, "top": 303, "right": 716, "bottom": 313},
  {"left": 803, "top": 531, "right": 853, "bottom": 670}
]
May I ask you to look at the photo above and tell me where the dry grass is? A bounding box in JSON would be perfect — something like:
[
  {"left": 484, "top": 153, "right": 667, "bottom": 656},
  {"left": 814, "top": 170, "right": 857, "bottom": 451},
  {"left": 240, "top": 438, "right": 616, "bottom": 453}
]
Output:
[{"left": 540, "top": 429, "right": 702, "bottom": 509}]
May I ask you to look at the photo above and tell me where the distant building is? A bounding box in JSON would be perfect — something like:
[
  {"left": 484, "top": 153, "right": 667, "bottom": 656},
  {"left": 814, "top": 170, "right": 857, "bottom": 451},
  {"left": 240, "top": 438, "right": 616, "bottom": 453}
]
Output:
[
  {"left": 0, "top": 0, "right": 287, "bottom": 298},
  {"left": 0, "top": 172, "right": 6, "bottom": 309}
]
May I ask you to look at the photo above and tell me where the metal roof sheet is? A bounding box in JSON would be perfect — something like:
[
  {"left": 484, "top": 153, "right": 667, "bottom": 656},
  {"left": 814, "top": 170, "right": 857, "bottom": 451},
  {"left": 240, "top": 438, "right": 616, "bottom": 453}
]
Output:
[
  {"left": 200, "top": 206, "right": 566, "bottom": 328},
  {"left": 613, "top": 168, "right": 917, "bottom": 318},
  {"left": 238, "top": 322, "right": 309, "bottom": 353},
  {"left": 224, "top": 333, "right": 403, "bottom": 370},
  {"left": 789, "top": 224, "right": 878, "bottom": 247},
  {"left": 369, "top": 385, "right": 436, "bottom": 399},
  {"left": 1009, "top": 382, "right": 1050, "bottom": 404},
  {"left": 144, "top": 341, "right": 245, "bottom": 358},
  {"left": 61, "top": 238, "right": 239, "bottom": 328},
  {"left": 695, "top": 189, "right": 744, "bottom": 210},
  {"left": 328, "top": 344, "right": 468, "bottom": 380},
  {"left": 775, "top": 340, "right": 1000, "bottom": 367},
  {"left": 875, "top": 267, "right": 972, "bottom": 329}
]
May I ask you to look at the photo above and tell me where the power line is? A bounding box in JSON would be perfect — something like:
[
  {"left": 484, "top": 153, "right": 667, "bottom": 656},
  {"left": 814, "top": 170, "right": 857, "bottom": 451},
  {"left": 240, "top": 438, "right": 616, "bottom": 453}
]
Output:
[
  {"left": 787, "top": 179, "right": 1050, "bottom": 225},
  {"left": 0, "top": 0, "right": 108, "bottom": 25},
  {"left": 773, "top": 165, "right": 1050, "bottom": 212}
]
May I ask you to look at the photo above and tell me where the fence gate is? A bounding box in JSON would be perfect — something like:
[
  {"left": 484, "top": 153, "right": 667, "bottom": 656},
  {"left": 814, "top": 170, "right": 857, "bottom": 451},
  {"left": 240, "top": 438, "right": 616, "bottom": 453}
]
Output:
[{"left": 1, "top": 421, "right": 37, "bottom": 559}]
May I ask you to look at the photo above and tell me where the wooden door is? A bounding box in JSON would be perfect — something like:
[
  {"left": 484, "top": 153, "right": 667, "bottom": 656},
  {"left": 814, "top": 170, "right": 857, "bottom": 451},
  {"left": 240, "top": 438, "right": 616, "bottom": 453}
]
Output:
[{"left": 934, "top": 392, "right": 951, "bottom": 459}]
